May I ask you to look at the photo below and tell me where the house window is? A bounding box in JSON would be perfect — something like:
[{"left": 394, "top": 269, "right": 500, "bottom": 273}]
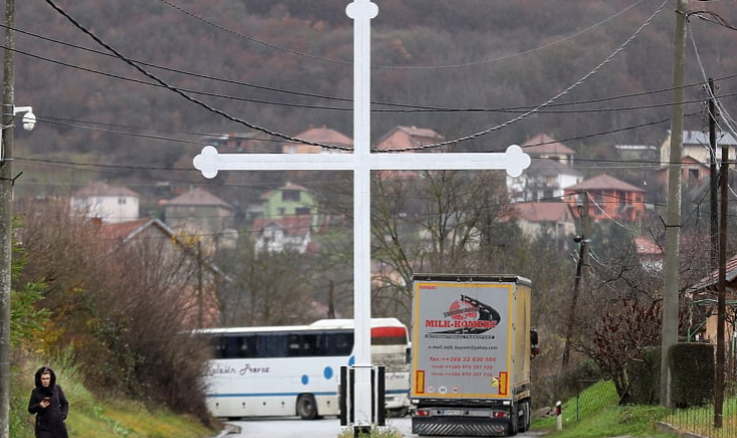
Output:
[
  {"left": 282, "top": 190, "right": 300, "bottom": 202},
  {"left": 296, "top": 207, "right": 311, "bottom": 215},
  {"left": 277, "top": 207, "right": 286, "bottom": 215},
  {"left": 689, "top": 168, "right": 699, "bottom": 180},
  {"left": 118, "top": 197, "right": 127, "bottom": 205}
]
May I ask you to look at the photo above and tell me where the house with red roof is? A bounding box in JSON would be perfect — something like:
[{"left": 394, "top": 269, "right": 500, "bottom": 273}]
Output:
[
  {"left": 374, "top": 126, "right": 444, "bottom": 152},
  {"left": 508, "top": 134, "right": 582, "bottom": 202},
  {"left": 634, "top": 236, "right": 663, "bottom": 271},
  {"left": 653, "top": 155, "right": 711, "bottom": 199},
  {"left": 282, "top": 126, "right": 353, "bottom": 154},
  {"left": 71, "top": 181, "right": 140, "bottom": 223},
  {"left": 97, "top": 218, "right": 225, "bottom": 328},
  {"left": 513, "top": 202, "right": 576, "bottom": 252},
  {"left": 163, "top": 187, "right": 235, "bottom": 249},
  {"left": 563, "top": 174, "right": 646, "bottom": 222},
  {"left": 684, "top": 253, "right": 737, "bottom": 344},
  {"left": 372, "top": 126, "right": 445, "bottom": 180},
  {"left": 520, "top": 133, "right": 576, "bottom": 167}
]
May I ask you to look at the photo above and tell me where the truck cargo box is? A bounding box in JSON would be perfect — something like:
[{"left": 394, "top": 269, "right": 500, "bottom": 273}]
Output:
[{"left": 410, "top": 274, "right": 535, "bottom": 437}]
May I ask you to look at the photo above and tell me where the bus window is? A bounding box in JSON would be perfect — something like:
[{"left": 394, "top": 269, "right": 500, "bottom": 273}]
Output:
[
  {"left": 331, "top": 332, "right": 354, "bottom": 356},
  {"left": 210, "top": 336, "right": 226, "bottom": 359},
  {"left": 257, "top": 334, "right": 288, "bottom": 358},
  {"left": 236, "top": 335, "right": 256, "bottom": 358},
  {"left": 300, "top": 333, "right": 319, "bottom": 356},
  {"left": 288, "top": 334, "right": 302, "bottom": 356}
]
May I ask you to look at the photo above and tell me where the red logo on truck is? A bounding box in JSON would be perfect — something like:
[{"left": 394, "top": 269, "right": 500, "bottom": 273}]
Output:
[{"left": 428, "top": 294, "right": 502, "bottom": 335}]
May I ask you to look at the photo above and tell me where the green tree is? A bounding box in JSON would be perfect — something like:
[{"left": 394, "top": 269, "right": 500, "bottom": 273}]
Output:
[{"left": 10, "top": 217, "right": 50, "bottom": 349}]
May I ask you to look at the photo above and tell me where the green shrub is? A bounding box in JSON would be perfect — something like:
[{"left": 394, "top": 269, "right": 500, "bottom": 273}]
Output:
[
  {"left": 626, "top": 346, "right": 660, "bottom": 405},
  {"left": 669, "top": 342, "right": 714, "bottom": 408}
]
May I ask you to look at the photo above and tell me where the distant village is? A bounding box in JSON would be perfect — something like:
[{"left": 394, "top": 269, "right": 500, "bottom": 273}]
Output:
[{"left": 54, "top": 125, "right": 736, "bottom": 277}]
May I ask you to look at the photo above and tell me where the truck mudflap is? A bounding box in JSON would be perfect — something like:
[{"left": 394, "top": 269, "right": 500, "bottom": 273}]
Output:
[{"left": 411, "top": 416, "right": 508, "bottom": 437}]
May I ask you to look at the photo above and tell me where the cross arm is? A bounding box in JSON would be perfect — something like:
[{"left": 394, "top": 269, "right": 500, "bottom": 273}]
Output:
[{"left": 193, "top": 144, "right": 531, "bottom": 178}]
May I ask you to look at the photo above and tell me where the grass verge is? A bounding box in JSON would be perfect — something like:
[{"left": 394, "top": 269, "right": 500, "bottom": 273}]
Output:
[
  {"left": 531, "top": 380, "right": 675, "bottom": 438},
  {"left": 12, "top": 357, "right": 220, "bottom": 438}
]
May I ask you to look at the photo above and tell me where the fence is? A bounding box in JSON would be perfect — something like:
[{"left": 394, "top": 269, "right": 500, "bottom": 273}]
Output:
[
  {"left": 566, "top": 380, "right": 737, "bottom": 438},
  {"left": 664, "top": 394, "right": 737, "bottom": 438}
]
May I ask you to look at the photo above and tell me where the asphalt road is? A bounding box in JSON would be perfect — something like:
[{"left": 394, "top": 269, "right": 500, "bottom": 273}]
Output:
[{"left": 217, "top": 417, "right": 547, "bottom": 438}]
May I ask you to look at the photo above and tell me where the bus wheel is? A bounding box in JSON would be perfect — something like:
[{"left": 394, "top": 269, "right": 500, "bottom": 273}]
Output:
[{"left": 297, "top": 394, "right": 318, "bottom": 420}]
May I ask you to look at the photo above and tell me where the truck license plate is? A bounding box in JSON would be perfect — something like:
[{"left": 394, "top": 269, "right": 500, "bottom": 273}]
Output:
[{"left": 440, "top": 409, "right": 465, "bottom": 416}]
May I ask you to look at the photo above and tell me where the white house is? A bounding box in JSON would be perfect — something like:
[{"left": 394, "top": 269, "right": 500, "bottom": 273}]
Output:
[
  {"left": 71, "top": 181, "right": 140, "bottom": 223},
  {"left": 660, "top": 130, "right": 737, "bottom": 164},
  {"left": 252, "top": 216, "right": 312, "bottom": 254},
  {"left": 507, "top": 159, "right": 584, "bottom": 203}
]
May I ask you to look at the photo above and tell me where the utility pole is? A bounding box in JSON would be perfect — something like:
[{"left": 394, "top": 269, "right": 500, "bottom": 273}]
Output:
[
  {"left": 562, "top": 191, "right": 589, "bottom": 367},
  {"left": 197, "top": 239, "right": 203, "bottom": 328},
  {"left": 0, "top": 0, "right": 15, "bottom": 435},
  {"left": 660, "top": 0, "right": 688, "bottom": 409},
  {"left": 708, "top": 78, "right": 718, "bottom": 271},
  {"left": 714, "top": 140, "right": 728, "bottom": 428}
]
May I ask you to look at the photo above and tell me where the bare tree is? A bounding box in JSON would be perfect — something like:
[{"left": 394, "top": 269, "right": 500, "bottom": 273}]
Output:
[
  {"left": 370, "top": 170, "right": 515, "bottom": 321},
  {"left": 216, "top": 231, "right": 318, "bottom": 326},
  {"left": 15, "top": 201, "right": 215, "bottom": 421}
]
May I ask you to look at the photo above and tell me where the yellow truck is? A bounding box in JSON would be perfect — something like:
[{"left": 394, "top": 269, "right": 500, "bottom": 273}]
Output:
[{"left": 410, "top": 274, "right": 540, "bottom": 437}]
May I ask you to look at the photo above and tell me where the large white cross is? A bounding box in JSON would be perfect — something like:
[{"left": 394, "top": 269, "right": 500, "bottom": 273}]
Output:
[{"left": 193, "top": 0, "right": 530, "bottom": 430}]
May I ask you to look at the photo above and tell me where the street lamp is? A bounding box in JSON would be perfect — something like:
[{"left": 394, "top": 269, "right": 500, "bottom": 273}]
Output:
[{"left": 1, "top": 105, "right": 35, "bottom": 160}]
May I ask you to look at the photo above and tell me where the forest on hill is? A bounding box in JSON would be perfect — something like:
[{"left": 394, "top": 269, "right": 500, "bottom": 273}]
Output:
[{"left": 9, "top": 0, "right": 737, "bottom": 204}]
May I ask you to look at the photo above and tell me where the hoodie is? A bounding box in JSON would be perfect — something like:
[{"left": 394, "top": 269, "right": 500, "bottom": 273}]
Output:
[{"left": 28, "top": 367, "right": 69, "bottom": 438}]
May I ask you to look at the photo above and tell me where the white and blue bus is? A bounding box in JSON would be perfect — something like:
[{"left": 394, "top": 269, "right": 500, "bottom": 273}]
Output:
[{"left": 197, "top": 318, "right": 411, "bottom": 420}]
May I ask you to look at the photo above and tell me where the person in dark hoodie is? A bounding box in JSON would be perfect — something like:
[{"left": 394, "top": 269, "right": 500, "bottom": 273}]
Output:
[{"left": 28, "top": 367, "right": 69, "bottom": 438}]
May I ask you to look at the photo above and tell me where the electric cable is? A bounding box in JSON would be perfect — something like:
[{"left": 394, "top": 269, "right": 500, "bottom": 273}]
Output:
[
  {"left": 41, "top": 0, "right": 668, "bottom": 153},
  {"left": 40, "top": 0, "right": 352, "bottom": 151},
  {"left": 9, "top": 30, "right": 733, "bottom": 115}
]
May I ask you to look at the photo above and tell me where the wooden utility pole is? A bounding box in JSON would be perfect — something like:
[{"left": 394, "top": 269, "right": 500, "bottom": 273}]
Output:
[
  {"left": 660, "top": 0, "right": 688, "bottom": 409},
  {"left": 708, "top": 78, "right": 718, "bottom": 271},
  {"left": 197, "top": 240, "right": 204, "bottom": 328},
  {"left": 715, "top": 141, "right": 728, "bottom": 428},
  {"left": 0, "top": 0, "right": 16, "bottom": 436},
  {"left": 562, "top": 191, "right": 589, "bottom": 367}
]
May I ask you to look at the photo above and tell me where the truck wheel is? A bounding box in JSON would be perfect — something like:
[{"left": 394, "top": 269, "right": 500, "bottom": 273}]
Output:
[
  {"left": 519, "top": 401, "right": 530, "bottom": 432},
  {"left": 297, "top": 394, "right": 318, "bottom": 420},
  {"left": 508, "top": 403, "right": 519, "bottom": 436}
]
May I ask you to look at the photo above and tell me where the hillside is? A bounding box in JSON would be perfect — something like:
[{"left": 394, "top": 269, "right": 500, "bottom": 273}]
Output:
[{"left": 9, "top": 0, "right": 737, "bottom": 204}]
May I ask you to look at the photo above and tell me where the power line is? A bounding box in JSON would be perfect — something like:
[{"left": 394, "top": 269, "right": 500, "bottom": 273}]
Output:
[
  {"left": 15, "top": 110, "right": 702, "bottom": 175},
  {"left": 40, "top": 0, "right": 352, "bottom": 151},
  {"left": 11, "top": 30, "right": 735, "bottom": 115},
  {"left": 372, "top": 0, "right": 671, "bottom": 153},
  {"left": 40, "top": 0, "right": 669, "bottom": 153}
]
